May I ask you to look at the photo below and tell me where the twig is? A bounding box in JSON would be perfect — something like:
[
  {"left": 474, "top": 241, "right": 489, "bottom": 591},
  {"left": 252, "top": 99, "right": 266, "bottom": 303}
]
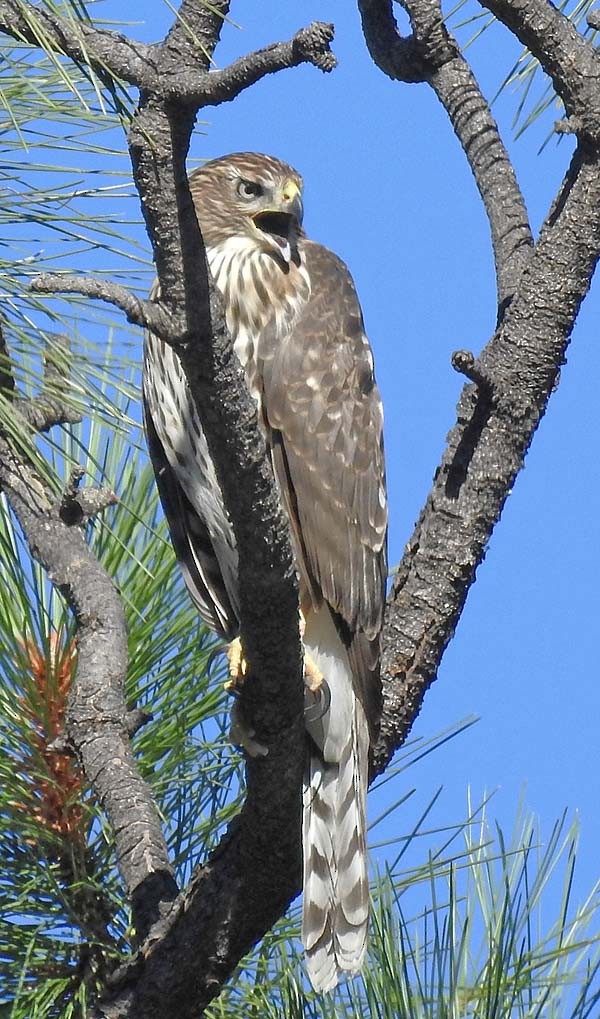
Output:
[
  {"left": 57, "top": 467, "right": 118, "bottom": 526},
  {"left": 30, "top": 275, "right": 178, "bottom": 338},
  {"left": 191, "top": 23, "right": 336, "bottom": 105},
  {"left": 451, "top": 349, "right": 494, "bottom": 395}
]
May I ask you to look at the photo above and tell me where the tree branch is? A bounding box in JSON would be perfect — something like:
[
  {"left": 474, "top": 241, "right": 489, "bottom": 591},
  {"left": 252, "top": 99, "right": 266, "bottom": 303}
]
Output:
[
  {"left": 30, "top": 275, "right": 178, "bottom": 337},
  {"left": 480, "top": 0, "right": 600, "bottom": 138},
  {"left": 359, "top": 0, "right": 533, "bottom": 312},
  {"left": 0, "top": 419, "right": 177, "bottom": 938},
  {"left": 0, "top": 0, "right": 334, "bottom": 108},
  {"left": 57, "top": 466, "right": 118, "bottom": 526},
  {"left": 357, "top": 0, "right": 426, "bottom": 81},
  {"left": 360, "top": 0, "right": 600, "bottom": 775},
  {"left": 92, "top": 6, "right": 308, "bottom": 1010},
  {"left": 373, "top": 142, "right": 600, "bottom": 771},
  {"left": 191, "top": 22, "right": 336, "bottom": 105},
  {"left": 2, "top": 0, "right": 322, "bottom": 1004},
  {"left": 0, "top": 0, "right": 156, "bottom": 87}
]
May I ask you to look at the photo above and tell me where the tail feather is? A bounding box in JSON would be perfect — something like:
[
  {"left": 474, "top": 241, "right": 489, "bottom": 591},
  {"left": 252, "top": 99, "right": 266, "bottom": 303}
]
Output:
[{"left": 301, "top": 603, "right": 370, "bottom": 992}]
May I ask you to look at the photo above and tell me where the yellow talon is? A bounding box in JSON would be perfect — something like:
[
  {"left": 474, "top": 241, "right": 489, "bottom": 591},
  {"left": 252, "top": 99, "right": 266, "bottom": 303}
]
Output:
[
  {"left": 304, "top": 651, "right": 324, "bottom": 693},
  {"left": 224, "top": 616, "right": 324, "bottom": 695},
  {"left": 224, "top": 636, "right": 248, "bottom": 693},
  {"left": 299, "top": 609, "right": 324, "bottom": 693}
]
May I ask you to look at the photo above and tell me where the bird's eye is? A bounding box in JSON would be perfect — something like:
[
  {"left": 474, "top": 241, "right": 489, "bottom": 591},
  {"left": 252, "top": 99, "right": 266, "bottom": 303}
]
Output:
[{"left": 237, "top": 179, "right": 263, "bottom": 200}]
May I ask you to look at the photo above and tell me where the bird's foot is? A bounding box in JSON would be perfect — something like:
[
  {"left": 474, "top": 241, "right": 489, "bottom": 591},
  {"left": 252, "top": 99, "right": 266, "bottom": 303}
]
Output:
[
  {"left": 223, "top": 636, "right": 249, "bottom": 694},
  {"left": 224, "top": 638, "right": 267, "bottom": 757},
  {"left": 229, "top": 698, "right": 268, "bottom": 758},
  {"left": 303, "top": 651, "right": 325, "bottom": 693},
  {"left": 297, "top": 610, "right": 325, "bottom": 693}
]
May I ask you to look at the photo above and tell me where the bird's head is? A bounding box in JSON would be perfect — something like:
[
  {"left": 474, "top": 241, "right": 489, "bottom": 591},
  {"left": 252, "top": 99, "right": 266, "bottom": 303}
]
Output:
[{"left": 189, "top": 152, "right": 304, "bottom": 267}]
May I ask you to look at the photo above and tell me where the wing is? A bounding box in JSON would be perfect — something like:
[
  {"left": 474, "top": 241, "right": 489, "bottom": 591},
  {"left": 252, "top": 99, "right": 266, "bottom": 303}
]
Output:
[
  {"left": 261, "top": 241, "right": 388, "bottom": 727},
  {"left": 143, "top": 334, "right": 240, "bottom": 641}
]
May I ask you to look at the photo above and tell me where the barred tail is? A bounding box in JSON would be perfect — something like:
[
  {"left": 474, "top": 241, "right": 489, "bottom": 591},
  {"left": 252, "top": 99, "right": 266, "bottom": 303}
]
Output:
[{"left": 301, "top": 605, "right": 370, "bottom": 992}]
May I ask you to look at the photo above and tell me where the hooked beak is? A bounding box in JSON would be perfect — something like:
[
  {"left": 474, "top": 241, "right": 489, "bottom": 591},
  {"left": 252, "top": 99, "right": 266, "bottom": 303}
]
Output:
[{"left": 253, "top": 179, "right": 303, "bottom": 266}]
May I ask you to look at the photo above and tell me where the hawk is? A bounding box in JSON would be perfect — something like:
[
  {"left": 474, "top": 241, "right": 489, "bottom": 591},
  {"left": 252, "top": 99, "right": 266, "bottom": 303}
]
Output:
[{"left": 143, "top": 152, "right": 387, "bottom": 992}]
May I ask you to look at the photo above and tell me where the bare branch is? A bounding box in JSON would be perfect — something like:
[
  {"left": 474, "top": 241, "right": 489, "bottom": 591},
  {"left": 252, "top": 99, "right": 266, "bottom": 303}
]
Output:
[
  {"left": 374, "top": 144, "right": 600, "bottom": 772},
  {"left": 192, "top": 22, "right": 336, "bottom": 105},
  {"left": 8, "top": 333, "right": 81, "bottom": 431},
  {"left": 0, "top": 0, "right": 332, "bottom": 111},
  {"left": 358, "top": 0, "right": 426, "bottom": 81},
  {"left": 0, "top": 321, "right": 176, "bottom": 938},
  {"left": 0, "top": 0, "right": 330, "bottom": 1003},
  {"left": 16, "top": 395, "right": 81, "bottom": 431},
  {"left": 57, "top": 467, "right": 118, "bottom": 526},
  {"left": 0, "top": 0, "right": 156, "bottom": 87},
  {"left": 481, "top": 0, "right": 600, "bottom": 139},
  {"left": 0, "top": 434, "right": 177, "bottom": 935},
  {"left": 30, "top": 274, "right": 178, "bottom": 338},
  {"left": 359, "top": 0, "right": 532, "bottom": 313},
  {"left": 451, "top": 349, "right": 494, "bottom": 395},
  {"left": 162, "top": 0, "right": 231, "bottom": 69}
]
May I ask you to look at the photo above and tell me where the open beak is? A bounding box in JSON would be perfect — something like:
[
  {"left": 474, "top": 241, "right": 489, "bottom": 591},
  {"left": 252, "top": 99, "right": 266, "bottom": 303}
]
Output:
[{"left": 253, "top": 183, "right": 303, "bottom": 266}]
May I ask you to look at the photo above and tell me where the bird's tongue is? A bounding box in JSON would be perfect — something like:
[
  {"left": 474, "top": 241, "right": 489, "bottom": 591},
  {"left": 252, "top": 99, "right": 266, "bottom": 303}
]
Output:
[
  {"left": 254, "top": 211, "right": 294, "bottom": 264},
  {"left": 272, "top": 234, "right": 291, "bottom": 264}
]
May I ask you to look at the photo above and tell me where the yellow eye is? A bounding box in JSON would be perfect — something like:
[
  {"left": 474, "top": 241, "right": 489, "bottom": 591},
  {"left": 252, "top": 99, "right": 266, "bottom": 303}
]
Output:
[{"left": 237, "top": 178, "right": 263, "bottom": 200}]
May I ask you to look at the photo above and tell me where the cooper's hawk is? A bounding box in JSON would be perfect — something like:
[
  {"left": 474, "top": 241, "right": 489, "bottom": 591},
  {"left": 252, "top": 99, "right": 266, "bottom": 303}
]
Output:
[{"left": 143, "top": 152, "right": 387, "bottom": 992}]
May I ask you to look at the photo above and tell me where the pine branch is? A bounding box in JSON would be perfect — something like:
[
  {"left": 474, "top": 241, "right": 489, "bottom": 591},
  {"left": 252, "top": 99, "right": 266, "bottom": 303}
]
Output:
[{"left": 0, "top": 336, "right": 177, "bottom": 942}]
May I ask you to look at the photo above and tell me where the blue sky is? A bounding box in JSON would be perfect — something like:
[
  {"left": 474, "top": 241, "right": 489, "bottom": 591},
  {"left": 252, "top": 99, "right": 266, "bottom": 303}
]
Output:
[{"left": 7, "top": 0, "right": 600, "bottom": 951}]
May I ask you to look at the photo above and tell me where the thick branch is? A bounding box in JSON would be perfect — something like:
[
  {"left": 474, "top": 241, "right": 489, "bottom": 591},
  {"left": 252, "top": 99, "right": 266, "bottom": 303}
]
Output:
[
  {"left": 16, "top": 395, "right": 81, "bottom": 431},
  {"left": 162, "top": 0, "right": 231, "bottom": 68},
  {"left": 481, "top": 0, "right": 600, "bottom": 137},
  {"left": 0, "top": 0, "right": 333, "bottom": 1006},
  {"left": 0, "top": 0, "right": 333, "bottom": 110},
  {"left": 0, "top": 434, "right": 176, "bottom": 933},
  {"left": 0, "top": 0, "right": 156, "bottom": 86},
  {"left": 359, "top": 0, "right": 532, "bottom": 313},
  {"left": 374, "top": 144, "right": 600, "bottom": 772},
  {"left": 89, "top": 4, "right": 307, "bottom": 1013},
  {"left": 358, "top": 0, "right": 426, "bottom": 81}
]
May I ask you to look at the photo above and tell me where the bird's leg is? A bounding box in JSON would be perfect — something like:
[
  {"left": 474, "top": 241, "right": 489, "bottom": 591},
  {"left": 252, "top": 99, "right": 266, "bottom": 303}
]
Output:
[
  {"left": 299, "top": 610, "right": 325, "bottom": 693},
  {"left": 225, "top": 614, "right": 328, "bottom": 753},
  {"left": 224, "top": 635, "right": 248, "bottom": 693}
]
